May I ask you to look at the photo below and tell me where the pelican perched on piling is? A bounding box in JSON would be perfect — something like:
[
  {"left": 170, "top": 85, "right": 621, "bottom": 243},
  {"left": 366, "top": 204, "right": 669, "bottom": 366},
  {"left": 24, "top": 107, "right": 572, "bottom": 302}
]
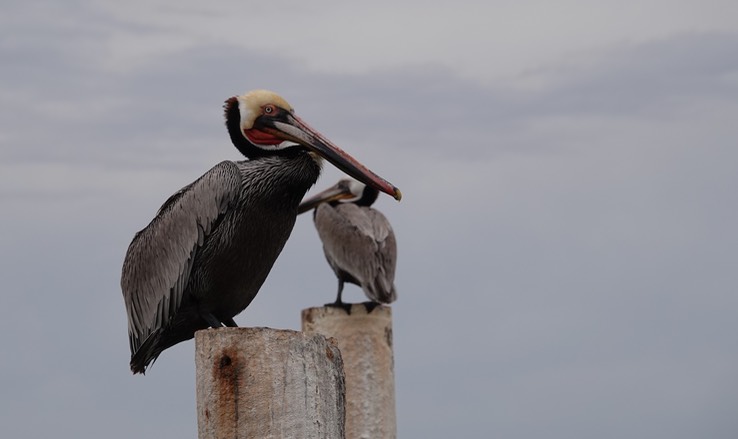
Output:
[
  {"left": 121, "top": 90, "right": 401, "bottom": 374},
  {"left": 298, "top": 178, "right": 398, "bottom": 313}
]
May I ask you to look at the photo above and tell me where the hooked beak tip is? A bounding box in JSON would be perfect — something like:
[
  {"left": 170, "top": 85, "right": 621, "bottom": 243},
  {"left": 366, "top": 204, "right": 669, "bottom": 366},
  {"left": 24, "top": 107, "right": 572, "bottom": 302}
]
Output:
[{"left": 393, "top": 187, "right": 403, "bottom": 201}]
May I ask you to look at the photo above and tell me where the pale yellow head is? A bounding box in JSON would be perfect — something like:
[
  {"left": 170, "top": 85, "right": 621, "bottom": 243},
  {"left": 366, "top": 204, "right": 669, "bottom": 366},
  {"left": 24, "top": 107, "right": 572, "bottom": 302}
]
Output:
[
  {"left": 236, "top": 89, "right": 294, "bottom": 130},
  {"left": 223, "top": 89, "right": 402, "bottom": 201}
]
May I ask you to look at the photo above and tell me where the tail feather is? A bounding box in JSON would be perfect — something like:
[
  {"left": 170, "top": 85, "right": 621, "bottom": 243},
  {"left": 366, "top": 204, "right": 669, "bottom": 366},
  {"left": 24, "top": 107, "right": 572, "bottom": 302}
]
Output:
[
  {"left": 129, "top": 313, "right": 210, "bottom": 374},
  {"left": 130, "top": 330, "right": 164, "bottom": 374},
  {"left": 365, "top": 277, "right": 397, "bottom": 304}
]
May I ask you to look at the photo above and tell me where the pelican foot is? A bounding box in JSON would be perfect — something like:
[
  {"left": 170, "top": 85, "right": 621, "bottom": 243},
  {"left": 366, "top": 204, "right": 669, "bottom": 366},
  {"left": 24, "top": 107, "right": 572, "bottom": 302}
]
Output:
[
  {"left": 362, "top": 301, "right": 381, "bottom": 314},
  {"left": 325, "top": 301, "right": 353, "bottom": 315},
  {"left": 202, "top": 312, "right": 224, "bottom": 328},
  {"left": 222, "top": 317, "right": 238, "bottom": 327}
]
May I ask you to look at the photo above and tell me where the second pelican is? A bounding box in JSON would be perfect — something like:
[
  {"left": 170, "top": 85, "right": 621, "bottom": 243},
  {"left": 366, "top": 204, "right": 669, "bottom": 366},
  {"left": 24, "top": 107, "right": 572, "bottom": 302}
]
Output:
[{"left": 299, "top": 178, "right": 398, "bottom": 313}]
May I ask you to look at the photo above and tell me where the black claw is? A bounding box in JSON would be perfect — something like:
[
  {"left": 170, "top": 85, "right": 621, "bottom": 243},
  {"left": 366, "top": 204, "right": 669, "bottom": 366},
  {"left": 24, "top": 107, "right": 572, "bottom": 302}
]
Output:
[
  {"left": 222, "top": 317, "right": 238, "bottom": 327},
  {"left": 202, "top": 312, "right": 223, "bottom": 328},
  {"left": 362, "top": 301, "right": 381, "bottom": 314},
  {"left": 325, "top": 301, "right": 353, "bottom": 315}
]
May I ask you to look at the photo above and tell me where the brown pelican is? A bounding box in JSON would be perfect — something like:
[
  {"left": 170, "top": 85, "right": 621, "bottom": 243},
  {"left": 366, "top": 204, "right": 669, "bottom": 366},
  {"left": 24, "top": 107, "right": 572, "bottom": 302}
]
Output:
[
  {"left": 298, "top": 178, "right": 397, "bottom": 313},
  {"left": 121, "top": 90, "right": 401, "bottom": 374}
]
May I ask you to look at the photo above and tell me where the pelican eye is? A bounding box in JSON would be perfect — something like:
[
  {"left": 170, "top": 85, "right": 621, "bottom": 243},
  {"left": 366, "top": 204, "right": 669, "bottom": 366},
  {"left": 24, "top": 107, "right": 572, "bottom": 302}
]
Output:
[{"left": 263, "top": 104, "right": 276, "bottom": 115}]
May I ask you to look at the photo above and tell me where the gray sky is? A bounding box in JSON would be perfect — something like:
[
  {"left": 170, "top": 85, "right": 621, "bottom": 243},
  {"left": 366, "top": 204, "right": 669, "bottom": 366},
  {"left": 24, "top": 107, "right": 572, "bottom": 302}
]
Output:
[{"left": 2, "top": 1, "right": 737, "bottom": 438}]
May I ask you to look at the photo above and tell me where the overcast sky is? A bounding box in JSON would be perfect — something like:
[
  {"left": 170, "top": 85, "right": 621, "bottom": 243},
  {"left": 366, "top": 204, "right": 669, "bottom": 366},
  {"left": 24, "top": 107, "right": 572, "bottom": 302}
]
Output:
[{"left": 2, "top": 1, "right": 738, "bottom": 438}]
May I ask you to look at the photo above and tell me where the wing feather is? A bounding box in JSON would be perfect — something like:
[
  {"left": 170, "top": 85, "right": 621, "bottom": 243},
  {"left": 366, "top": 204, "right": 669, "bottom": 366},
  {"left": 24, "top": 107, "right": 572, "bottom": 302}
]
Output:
[
  {"left": 315, "top": 203, "right": 397, "bottom": 303},
  {"left": 121, "top": 161, "right": 242, "bottom": 354}
]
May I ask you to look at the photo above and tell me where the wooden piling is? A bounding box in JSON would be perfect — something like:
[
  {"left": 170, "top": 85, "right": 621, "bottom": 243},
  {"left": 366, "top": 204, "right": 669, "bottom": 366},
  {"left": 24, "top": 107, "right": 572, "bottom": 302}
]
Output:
[
  {"left": 302, "top": 305, "right": 396, "bottom": 439},
  {"left": 195, "top": 327, "right": 346, "bottom": 439}
]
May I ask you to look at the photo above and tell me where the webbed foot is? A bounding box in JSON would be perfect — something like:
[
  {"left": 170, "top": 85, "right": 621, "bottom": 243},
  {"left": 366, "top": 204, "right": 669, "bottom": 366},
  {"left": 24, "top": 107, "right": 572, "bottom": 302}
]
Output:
[
  {"left": 325, "top": 300, "right": 353, "bottom": 315},
  {"left": 362, "top": 301, "right": 381, "bottom": 314}
]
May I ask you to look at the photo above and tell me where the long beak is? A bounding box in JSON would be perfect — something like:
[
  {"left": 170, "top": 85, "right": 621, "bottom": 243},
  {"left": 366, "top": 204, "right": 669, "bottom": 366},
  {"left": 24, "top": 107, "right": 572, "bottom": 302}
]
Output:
[
  {"left": 297, "top": 184, "right": 353, "bottom": 215},
  {"left": 263, "top": 113, "right": 402, "bottom": 201}
]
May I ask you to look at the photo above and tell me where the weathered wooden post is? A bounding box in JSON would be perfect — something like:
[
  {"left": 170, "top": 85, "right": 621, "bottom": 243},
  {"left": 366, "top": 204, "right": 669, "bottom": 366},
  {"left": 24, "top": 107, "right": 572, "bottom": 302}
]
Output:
[
  {"left": 195, "top": 327, "right": 346, "bottom": 439},
  {"left": 302, "top": 305, "right": 396, "bottom": 439}
]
